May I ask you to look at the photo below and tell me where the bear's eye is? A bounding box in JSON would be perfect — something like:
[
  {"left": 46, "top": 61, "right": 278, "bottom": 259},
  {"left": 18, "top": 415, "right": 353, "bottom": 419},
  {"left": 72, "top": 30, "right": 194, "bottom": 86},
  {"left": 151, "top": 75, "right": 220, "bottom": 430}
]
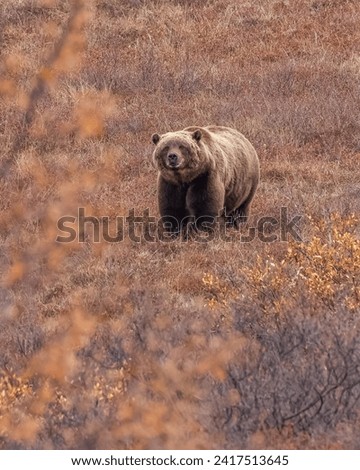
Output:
[
  {"left": 179, "top": 145, "right": 189, "bottom": 154},
  {"left": 160, "top": 146, "right": 169, "bottom": 157}
]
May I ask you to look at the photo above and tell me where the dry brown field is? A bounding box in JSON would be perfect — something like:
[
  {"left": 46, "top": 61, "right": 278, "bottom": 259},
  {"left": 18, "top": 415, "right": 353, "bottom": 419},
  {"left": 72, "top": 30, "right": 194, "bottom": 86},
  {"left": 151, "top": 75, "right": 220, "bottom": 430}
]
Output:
[{"left": 0, "top": 0, "right": 359, "bottom": 449}]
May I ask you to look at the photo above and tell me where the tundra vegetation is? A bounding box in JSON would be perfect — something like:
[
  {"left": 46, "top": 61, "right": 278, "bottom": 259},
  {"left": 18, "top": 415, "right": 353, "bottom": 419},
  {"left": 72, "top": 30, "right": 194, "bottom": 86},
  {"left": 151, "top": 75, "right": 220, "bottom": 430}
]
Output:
[{"left": 0, "top": 0, "right": 359, "bottom": 449}]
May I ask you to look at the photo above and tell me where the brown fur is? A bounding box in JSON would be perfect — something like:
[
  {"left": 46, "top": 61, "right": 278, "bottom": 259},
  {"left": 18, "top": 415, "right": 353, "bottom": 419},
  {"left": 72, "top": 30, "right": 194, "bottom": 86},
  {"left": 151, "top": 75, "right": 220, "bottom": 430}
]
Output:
[{"left": 151, "top": 126, "right": 260, "bottom": 232}]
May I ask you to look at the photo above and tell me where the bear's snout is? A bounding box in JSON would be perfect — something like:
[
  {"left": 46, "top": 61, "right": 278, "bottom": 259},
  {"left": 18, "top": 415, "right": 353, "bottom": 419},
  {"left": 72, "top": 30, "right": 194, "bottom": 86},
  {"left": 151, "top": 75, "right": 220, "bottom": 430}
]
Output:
[{"left": 166, "top": 153, "right": 181, "bottom": 169}]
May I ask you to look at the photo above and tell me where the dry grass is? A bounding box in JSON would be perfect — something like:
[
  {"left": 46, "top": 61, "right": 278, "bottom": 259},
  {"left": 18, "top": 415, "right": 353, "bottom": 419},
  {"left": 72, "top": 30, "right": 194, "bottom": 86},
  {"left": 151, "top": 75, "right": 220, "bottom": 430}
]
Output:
[{"left": 0, "top": 0, "right": 359, "bottom": 449}]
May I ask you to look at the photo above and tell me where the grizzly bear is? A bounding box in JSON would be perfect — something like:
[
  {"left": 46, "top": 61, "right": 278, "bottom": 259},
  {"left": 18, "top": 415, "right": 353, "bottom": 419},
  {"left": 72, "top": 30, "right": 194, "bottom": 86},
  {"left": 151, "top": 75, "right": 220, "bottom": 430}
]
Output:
[{"left": 151, "top": 126, "right": 260, "bottom": 234}]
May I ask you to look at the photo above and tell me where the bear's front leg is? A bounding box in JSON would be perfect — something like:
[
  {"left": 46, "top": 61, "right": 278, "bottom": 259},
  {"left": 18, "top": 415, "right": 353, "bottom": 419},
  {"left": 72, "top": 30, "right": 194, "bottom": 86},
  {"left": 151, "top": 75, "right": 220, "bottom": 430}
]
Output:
[
  {"left": 186, "top": 173, "right": 225, "bottom": 231},
  {"left": 158, "top": 176, "right": 189, "bottom": 235}
]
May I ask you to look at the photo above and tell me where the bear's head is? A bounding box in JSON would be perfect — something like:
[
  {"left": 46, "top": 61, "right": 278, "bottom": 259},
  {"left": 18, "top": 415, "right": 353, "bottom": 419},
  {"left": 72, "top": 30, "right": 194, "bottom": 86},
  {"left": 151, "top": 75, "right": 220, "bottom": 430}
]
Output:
[{"left": 151, "top": 128, "right": 205, "bottom": 183}]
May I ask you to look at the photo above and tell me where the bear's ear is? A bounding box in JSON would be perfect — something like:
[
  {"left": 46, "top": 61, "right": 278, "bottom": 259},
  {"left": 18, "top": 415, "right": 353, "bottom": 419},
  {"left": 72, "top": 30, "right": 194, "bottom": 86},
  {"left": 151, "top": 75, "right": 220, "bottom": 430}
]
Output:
[
  {"left": 152, "top": 133, "right": 161, "bottom": 145},
  {"left": 192, "top": 129, "right": 202, "bottom": 142}
]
